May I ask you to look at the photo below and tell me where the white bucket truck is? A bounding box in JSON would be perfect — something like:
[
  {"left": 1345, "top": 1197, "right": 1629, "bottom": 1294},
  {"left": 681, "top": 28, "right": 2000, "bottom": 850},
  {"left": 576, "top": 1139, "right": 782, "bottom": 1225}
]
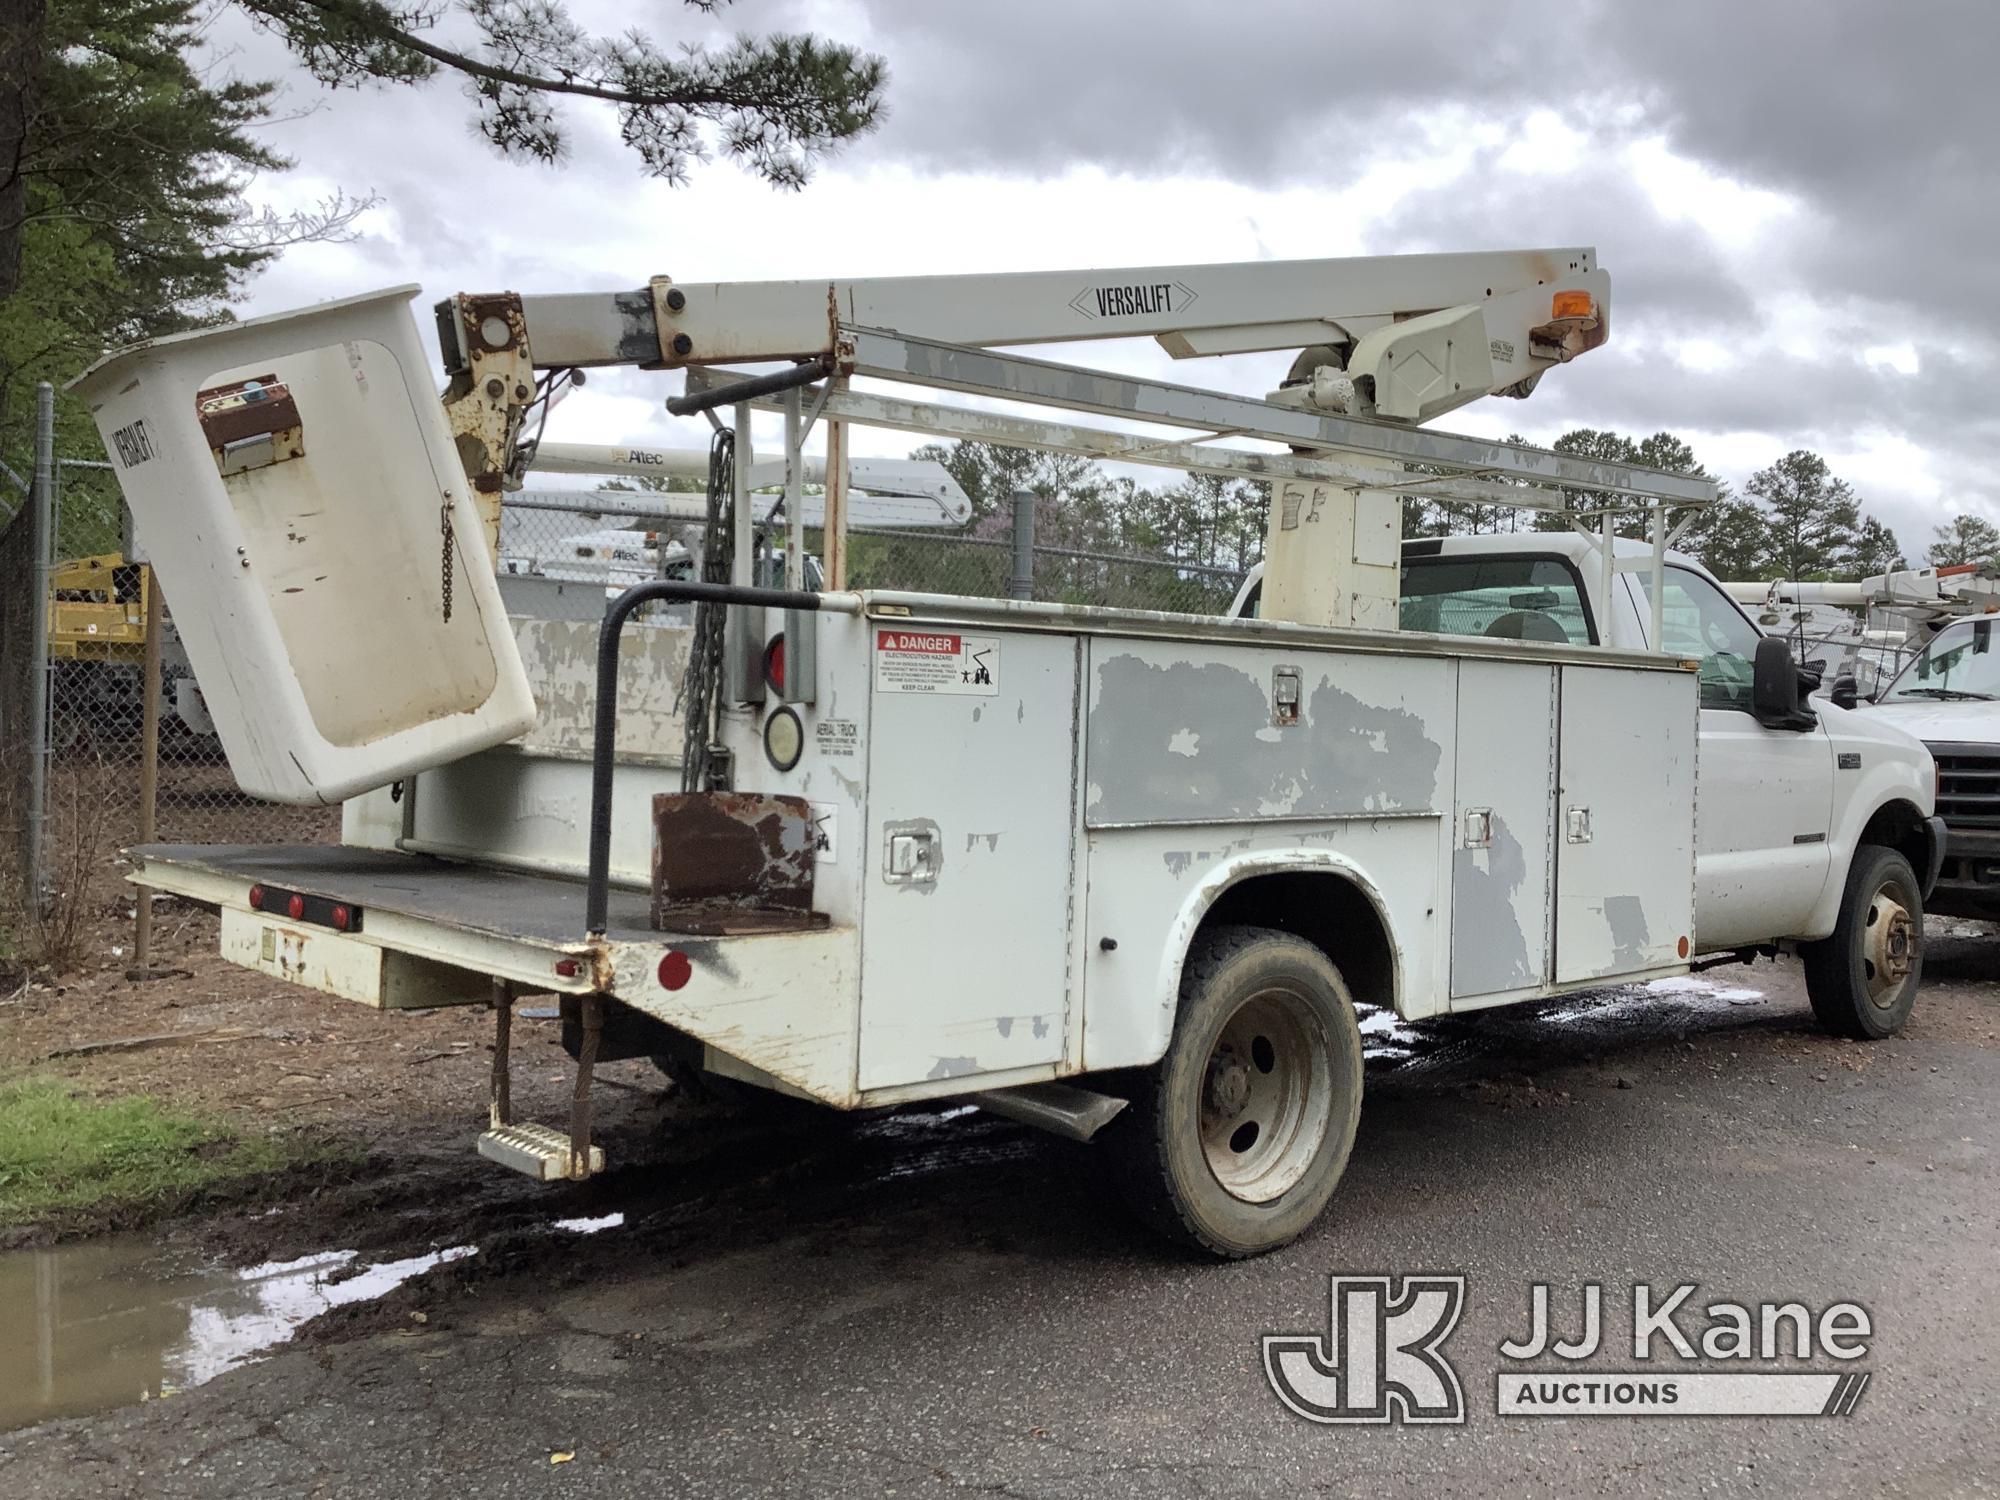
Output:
[{"left": 74, "top": 247, "right": 1940, "bottom": 1255}]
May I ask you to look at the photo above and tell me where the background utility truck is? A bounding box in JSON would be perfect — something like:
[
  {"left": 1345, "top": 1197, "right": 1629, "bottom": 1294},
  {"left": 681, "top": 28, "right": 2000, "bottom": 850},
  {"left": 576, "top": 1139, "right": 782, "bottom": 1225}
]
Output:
[{"left": 76, "top": 247, "right": 1940, "bottom": 1256}]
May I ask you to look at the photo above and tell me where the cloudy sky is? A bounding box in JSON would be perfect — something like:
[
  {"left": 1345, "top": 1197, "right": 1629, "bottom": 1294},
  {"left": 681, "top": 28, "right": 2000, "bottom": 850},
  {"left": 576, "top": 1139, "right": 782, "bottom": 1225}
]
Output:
[{"left": 217, "top": 0, "right": 1996, "bottom": 551}]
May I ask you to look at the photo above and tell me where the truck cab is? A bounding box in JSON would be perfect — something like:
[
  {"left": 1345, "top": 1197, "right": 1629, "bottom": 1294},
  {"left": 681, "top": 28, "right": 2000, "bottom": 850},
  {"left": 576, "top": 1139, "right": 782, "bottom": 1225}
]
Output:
[{"left": 1229, "top": 533, "right": 1945, "bottom": 956}]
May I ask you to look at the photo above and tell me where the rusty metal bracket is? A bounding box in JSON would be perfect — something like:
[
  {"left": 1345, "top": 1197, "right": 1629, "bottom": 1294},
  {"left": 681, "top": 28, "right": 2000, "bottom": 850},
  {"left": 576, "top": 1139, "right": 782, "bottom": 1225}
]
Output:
[
  {"left": 568, "top": 993, "right": 603, "bottom": 1180},
  {"left": 440, "top": 292, "right": 535, "bottom": 557},
  {"left": 489, "top": 978, "right": 513, "bottom": 1129},
  {"left": 196, "top": 375, "right": 304, "bottom": 477}
]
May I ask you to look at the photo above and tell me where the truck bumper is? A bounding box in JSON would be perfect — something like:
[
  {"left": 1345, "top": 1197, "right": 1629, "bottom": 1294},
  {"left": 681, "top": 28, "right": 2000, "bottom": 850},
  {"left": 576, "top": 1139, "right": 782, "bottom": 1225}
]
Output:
[{"left": 1923, "top": 815, "right": 1950, "bottom": 899}]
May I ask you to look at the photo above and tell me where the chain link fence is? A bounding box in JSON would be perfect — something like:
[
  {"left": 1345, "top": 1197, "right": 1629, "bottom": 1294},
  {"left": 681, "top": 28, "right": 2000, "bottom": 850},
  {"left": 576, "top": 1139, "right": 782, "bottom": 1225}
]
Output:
[{"left": 6, "top": 447, "right": 1255, "bottom": 969}]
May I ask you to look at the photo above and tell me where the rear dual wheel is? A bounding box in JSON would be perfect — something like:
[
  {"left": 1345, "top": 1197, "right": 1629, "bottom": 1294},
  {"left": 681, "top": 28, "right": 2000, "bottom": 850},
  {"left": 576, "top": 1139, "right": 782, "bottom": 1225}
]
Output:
[{"left": 1106, "top": 926, "right": 1364, "bottom": 1258}]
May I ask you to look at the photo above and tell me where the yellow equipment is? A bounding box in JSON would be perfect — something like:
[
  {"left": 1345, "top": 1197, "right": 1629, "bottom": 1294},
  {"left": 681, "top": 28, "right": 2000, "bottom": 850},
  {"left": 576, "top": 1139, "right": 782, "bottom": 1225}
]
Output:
[{"left": 48, "top": 553, "right": 151, "bottom": 662}]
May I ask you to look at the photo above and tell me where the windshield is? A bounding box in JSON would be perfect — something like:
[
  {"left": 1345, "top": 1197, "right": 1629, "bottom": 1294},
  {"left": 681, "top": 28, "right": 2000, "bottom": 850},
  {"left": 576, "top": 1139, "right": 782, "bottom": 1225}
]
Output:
[{"left": 1882, "top": 619, "right": 2000, "bottom": 702}]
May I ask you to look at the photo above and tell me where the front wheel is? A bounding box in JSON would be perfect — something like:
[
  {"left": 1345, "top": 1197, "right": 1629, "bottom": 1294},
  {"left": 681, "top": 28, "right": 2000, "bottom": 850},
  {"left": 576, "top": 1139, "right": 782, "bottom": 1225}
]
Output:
[
  {"left": 1104, "top": 925, "right": 1364, "bottom": 1258},
  {"left": 1801, "top": 845, "right": 1924, "bottom": 1038}
]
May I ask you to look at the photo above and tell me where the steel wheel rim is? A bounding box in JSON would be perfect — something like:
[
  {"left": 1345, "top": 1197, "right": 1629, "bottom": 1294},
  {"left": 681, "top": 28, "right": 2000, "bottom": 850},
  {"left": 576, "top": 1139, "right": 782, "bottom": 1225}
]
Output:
[
  {"left": 1198, "top": 985, "right": 1332, "bottom": 1204},
  {"left": 1860, "top": 875, "right": 1918, "bottom": 1009}
]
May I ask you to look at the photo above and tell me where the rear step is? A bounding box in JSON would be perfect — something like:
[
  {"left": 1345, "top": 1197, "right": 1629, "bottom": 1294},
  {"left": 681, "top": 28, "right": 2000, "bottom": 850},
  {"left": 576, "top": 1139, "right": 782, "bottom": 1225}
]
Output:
[
  {"left": 477, "top": 982, "right": 606, "bottom": 1181},
  {"left": 477, "top": 1122, "right": 604, "bottom": 1182}
]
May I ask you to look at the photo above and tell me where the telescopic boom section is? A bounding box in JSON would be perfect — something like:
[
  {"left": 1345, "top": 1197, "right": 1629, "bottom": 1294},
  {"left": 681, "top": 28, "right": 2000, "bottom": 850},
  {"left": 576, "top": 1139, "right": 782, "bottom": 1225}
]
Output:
[
  {"left": 438, "top": 247, "right": 1634, "bottom": 633},
  {"left": 447, "top": 246, "right": 1608, "bottom": 426}
]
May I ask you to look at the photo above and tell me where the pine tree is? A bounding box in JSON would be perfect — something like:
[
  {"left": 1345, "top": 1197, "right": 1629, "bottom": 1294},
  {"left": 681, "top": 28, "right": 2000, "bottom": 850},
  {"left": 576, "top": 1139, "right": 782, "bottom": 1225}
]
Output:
[
  {"left": 1846, "top": 516, "right": 1905, "bottom": 579},
  {"left": 0, "top": 0, "right": 888, "bottom": 303},
  {"left": 1927, "top": 514, "right": 2000, "bottom": 568},
  {"left": 1748, "top": 450, "right": 1862, "bottom": 581}
]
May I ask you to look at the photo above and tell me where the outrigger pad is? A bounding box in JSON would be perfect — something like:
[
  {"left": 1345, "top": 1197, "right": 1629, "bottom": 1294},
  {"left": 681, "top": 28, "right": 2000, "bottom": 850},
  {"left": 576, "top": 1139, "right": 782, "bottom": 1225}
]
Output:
[{"left": 650, "top": 792, "right": 827, "bottom": 935}]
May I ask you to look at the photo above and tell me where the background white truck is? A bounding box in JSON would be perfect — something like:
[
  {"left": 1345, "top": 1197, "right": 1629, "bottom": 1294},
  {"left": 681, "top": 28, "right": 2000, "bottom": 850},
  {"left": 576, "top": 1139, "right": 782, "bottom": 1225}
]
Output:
[
  {"left": 75, "top": 247, "right": 1942, "bottom": 1256},
  {"left": 1723, "top": 569, "right": 2000, "bottom": 924}
]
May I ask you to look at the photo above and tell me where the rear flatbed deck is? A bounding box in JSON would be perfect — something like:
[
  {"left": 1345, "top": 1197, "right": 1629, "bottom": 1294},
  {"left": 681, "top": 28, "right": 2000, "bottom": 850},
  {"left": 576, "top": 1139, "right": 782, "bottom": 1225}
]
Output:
[{"left": 134, "top": 843, "right": 659, "bottom": 946}]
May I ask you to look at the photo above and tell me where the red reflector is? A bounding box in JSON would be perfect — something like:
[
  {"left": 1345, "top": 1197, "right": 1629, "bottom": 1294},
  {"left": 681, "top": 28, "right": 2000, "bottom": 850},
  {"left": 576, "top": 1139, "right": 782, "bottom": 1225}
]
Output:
[
  {"left": 331, "top": 904, "right": 352, "bottom": 932},
  {"left": 657, "top": 950, "right": 693, "bottom": 991},
  {"left": 286, "top": 893, "right": 306, "bottom": 921},
  {"left": 248, "top": 884, "right": 266, "bottom": 911},
  {"left": 554, "top": 957, "right": 581, "bottom": 979},
  {"left": 763, "top": 635, "right": 786, "bottom": 694},
  {"left": 1677, "top": 935, "right": 1691, "bottom": 959}
]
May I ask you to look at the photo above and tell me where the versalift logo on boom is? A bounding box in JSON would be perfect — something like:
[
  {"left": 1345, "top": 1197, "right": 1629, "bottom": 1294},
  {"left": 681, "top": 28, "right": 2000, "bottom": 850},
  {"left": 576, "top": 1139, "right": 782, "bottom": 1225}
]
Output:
[{"left": 1263, "top": 1276, "right": 1873, "bottom": 1424}]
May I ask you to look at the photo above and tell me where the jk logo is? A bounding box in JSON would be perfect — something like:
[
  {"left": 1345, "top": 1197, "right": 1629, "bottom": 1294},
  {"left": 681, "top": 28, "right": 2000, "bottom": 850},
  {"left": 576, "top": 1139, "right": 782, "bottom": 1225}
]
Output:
[{"left": 1263, "top": 1275, "right": 1467, "bottom": 1425}]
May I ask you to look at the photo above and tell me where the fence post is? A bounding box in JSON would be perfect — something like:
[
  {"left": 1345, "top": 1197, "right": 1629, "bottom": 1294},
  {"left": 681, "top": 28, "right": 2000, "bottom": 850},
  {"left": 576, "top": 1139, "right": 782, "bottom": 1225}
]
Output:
[
  {"left": 23, "top": 382, "right": 54, "bottom": 915},
  {"left": 1009, "top": 488, "right": 1036, "bottom": 601},
  {"left": 131, "top": 567, "right": 162, "bottom": 973}
]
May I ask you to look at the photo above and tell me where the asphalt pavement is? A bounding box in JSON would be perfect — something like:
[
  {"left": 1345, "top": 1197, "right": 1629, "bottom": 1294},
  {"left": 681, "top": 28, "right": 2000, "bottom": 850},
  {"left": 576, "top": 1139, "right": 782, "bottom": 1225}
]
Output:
[{"left": 2, "top": 944, "right": 1995, "bottom": 1499}]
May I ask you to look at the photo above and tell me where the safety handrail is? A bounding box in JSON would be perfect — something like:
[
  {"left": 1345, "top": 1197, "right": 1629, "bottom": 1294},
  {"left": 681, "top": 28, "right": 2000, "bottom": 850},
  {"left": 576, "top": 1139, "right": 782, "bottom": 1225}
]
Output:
[{"left": 585, "top": 578, "right": 828, "bottom": 936}]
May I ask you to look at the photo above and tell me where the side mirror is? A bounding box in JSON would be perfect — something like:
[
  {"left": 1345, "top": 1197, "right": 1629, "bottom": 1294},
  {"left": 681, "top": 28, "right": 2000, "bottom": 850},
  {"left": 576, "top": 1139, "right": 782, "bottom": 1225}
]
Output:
[
  {"left": 1829, "top": 674, "right": 1859, "bottom": 710},
  {"left": 1752, "top": 637, "right": 1817, "bottom": 731}
]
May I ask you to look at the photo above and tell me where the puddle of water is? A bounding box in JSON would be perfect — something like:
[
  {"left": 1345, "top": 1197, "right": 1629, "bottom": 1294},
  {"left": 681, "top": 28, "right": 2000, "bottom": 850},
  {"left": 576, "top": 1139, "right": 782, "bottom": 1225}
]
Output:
[
  {"left": 1644, "top": 975, "right": 1767, "bottom": 1004},
  {"left": 0, "top": 1237, "right": 471, "bottom": 1433},
  {"left": 1357, "top": 1006, "right": 1420, "bottom": 1049},
  {"left": 551, "top": 1212, "right": 625, "bottom": 1235}
]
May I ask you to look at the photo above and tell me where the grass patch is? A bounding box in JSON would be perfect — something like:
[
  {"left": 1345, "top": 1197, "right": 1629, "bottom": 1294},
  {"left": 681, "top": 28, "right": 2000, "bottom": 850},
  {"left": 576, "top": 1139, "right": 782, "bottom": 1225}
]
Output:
[{"left": 0, "top": 1078, "right": 316, "bottom": 1230}]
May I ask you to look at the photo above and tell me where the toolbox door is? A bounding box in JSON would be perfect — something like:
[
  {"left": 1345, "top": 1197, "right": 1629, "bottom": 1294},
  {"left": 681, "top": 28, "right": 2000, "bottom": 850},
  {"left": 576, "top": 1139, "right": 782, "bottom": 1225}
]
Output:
[
  {"left": 1554, "top": 665, "right": 1697, "bottom": 982},
  {"left": 857, "top": 628, "right": 1082, "bottom": 1092},
  {"left": 1449, "top": 660, "right": 1557, "bottom": 999}
]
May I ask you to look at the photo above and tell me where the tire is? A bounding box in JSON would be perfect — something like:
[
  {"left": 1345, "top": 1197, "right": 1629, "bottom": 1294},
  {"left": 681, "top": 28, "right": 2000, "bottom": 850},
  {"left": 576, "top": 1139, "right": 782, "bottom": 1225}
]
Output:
[
  {"left": 1801, "top": 845, "right": 1924, "bottom": 1039},
  {"left": 1104, "top": 925, "right": 1365, "bottom": 1258},
  {"left": 648, "top": 1044, "right": 767, "bottom": 1110}
]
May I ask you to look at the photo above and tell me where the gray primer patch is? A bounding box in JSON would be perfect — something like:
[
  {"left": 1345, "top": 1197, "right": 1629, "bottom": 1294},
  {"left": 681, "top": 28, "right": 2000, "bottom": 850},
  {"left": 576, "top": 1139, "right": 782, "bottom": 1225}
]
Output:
[
  {"left": 1604, "top": 895, "right": 1653, "bottom": 971},
  {"left": 996, "top": 1016, "right": 1014, "bottom": 1038},
  {"left": 1087, "top": 656, "right": 1442, "bottom": 825},
  {"left": 1449, "top": 814, "right": 1537, "bottom": 996},
  {"left": 965, "top": 832, "right": 1002, "bottom": 853},
  {"left": 925, "top": 1055, "right": 979, "bottom": 1080},
  {"left": 1031, "top": 1015, "right": 1049, "bottom": 1039}
]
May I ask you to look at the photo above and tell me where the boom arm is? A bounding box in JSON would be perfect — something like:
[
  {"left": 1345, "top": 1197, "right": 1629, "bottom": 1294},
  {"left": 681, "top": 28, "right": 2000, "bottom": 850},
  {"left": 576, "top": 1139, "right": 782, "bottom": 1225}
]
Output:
[{"left": 445, "top": 246, "right": 1608, "bottom": 427}]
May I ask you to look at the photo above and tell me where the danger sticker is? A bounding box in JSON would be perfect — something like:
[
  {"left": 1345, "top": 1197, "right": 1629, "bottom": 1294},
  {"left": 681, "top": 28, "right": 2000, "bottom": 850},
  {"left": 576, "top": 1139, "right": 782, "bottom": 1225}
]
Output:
[{"left": 874, "top": 629, "right": 999, "bottom": 696}]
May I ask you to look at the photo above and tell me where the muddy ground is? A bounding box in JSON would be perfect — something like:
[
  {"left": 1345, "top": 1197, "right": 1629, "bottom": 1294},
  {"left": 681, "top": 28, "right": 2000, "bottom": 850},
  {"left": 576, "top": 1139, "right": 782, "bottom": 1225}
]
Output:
[
  {"left": 0, "top": 919, "right": 1995, "bottom": 1497},
  {"left": 0, "top": 895, "right": 682, "bottom": 1247}
]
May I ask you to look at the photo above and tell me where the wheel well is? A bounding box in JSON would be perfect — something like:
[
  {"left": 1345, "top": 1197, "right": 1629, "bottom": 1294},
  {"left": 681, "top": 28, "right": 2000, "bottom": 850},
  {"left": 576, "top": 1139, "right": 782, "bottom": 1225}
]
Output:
[
  {"left": 1195, "top": 871, "right": 1397, "bottom": 1013},
  {"left": 1858, "top": 798, "right": 1930, "bottom": 874}
]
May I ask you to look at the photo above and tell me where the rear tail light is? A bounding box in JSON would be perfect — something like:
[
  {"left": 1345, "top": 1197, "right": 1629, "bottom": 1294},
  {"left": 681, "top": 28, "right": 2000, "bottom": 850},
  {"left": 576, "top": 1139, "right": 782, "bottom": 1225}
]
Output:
[
  {"left": 762, "top": 635, "right": 786, "bottom": 694},
  {"left": 246, "top": 883, "right": 361, "bottom": 933}
]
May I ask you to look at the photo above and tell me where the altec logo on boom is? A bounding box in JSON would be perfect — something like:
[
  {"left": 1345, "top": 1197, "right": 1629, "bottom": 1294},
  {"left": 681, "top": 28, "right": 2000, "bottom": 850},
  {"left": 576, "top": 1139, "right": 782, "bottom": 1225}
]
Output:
[{"left": 1263, "top": 1277, "right": 1874, "bottom": 1424}]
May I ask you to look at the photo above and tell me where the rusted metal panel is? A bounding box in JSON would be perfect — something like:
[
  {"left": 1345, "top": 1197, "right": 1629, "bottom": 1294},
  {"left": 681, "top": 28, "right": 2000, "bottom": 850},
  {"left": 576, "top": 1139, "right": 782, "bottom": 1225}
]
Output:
[
  {"left": 195, "top": 374, "right": 305, "bottom": 476},
  {"left": 651, "top": 792, "right": 825, "bottom": 934}
]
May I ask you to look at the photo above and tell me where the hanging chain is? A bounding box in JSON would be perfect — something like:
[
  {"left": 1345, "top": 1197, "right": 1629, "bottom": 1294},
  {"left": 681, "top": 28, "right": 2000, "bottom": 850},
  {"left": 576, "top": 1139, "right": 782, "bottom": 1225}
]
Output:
[
  {"left": 439, "top": 497, "right": 456, "bottom": 623},
  {"left": 677, "top": 429, "right": 734, "bottom": 791}
]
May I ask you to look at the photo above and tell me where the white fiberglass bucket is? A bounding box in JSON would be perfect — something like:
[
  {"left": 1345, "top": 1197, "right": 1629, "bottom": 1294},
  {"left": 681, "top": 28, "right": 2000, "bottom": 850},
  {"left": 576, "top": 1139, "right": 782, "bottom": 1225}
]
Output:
[{"left": 72, "top": 287, "right": 536, "bottom": 805}]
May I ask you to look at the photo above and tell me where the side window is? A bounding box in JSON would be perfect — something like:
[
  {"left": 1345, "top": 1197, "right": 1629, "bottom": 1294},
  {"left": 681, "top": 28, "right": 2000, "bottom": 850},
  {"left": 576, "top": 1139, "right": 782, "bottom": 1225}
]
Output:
[
  {"left": 1635, "top": 566, "right": 1762, "bottom": 711},
  {"left": 1398, "top": 556, "right": 1595, "bottom": 645}
]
